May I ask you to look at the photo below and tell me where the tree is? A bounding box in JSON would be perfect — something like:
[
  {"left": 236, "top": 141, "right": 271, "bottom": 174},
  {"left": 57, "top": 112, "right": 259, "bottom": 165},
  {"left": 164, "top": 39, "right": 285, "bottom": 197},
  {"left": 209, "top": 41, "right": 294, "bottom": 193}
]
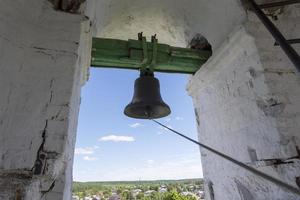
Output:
[
  {"left": 117, "top": 188, "right": 123, "bottom": 195},
  {"left": 162, "top": 191, "right": 196, "bottom": 200},
  {"left": 136, "top": 192, "right": 144, "bottom": 199},
  {"left": 103, "top": 190, "right": 112, "bottom": 199},
  {"left": 149, "top": 185, "right": 159, "bottom": 191},
  {"left": 121, "top": 191, "right": 130, "bottom": 200}
]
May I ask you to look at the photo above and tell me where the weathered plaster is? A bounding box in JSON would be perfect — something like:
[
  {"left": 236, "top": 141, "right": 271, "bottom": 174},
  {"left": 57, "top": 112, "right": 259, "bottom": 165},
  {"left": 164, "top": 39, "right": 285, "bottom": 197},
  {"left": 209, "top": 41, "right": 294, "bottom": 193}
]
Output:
[
  {"left": 0, "top": 0, "right": 91, "bottom": 199},
  {"left": 86, "top": 0, "right": 246, "bottom": 49},
  {"left": 1, "top": 0, "right": 299, "bottom": 199},
  {"left": 188, "top": 4, "right": 300, "bottom": 200}
]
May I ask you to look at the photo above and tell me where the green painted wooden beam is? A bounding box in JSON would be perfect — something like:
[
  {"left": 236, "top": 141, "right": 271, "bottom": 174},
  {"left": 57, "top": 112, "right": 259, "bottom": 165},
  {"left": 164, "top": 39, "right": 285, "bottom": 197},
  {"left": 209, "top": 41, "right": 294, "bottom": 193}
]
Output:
[{"left": 91, "top": 37, "right": 212, "bottom": 74}]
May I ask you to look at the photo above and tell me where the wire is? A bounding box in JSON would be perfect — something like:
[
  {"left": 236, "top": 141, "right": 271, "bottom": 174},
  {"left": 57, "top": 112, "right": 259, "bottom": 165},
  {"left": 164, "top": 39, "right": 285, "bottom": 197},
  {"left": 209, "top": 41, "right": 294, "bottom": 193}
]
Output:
[{"left": 152, "top": 119, "right": 300, "bottom": 196}]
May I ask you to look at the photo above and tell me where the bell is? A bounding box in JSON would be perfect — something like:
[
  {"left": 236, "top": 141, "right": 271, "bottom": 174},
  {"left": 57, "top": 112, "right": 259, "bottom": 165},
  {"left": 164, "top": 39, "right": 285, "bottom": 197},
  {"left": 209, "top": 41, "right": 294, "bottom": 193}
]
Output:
[{"left": 124, "top": 74, "right": 171, "bottom": 119}]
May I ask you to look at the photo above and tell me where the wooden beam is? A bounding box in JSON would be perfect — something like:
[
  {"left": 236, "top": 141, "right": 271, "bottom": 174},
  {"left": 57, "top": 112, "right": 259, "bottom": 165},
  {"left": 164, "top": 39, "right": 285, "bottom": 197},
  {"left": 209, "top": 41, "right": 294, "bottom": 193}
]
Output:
[{"left": 91, "top": 37, "right": 212, "bottom": 74}]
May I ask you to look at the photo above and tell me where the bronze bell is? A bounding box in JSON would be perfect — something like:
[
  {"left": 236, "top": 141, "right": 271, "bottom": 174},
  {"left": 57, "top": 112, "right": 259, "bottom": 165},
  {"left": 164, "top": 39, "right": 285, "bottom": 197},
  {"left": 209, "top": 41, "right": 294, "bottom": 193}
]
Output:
[{"left": 124, "top": 74, "right": 171, "bottom": 119}]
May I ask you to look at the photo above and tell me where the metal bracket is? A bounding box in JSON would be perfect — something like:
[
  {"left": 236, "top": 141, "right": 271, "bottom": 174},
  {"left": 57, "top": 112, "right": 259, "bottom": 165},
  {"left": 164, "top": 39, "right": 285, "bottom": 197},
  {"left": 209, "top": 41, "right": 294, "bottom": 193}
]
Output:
[
  {"left": 139, "top": 33, "right": 158, "bottom": 76},
  {"left": 150, "top": 34, "right": 158, "bottom": 73},
  {"left": 139, "top": 32, "right": 149, "bottom": 73},
  {"left": 258, "top": 158, "right": 294, "bottom": 167},
  {"left": 249, "top": 146, "right": 300, "bottom": 168},
  {"left": 275, "top": 38, "right": 300, "bottom": 46},
  {"left": 259, "top": 0, "right": 300, "bottom": 9},
  {"left": 244, "top": 0, "right": 300, "bottom": 72}
]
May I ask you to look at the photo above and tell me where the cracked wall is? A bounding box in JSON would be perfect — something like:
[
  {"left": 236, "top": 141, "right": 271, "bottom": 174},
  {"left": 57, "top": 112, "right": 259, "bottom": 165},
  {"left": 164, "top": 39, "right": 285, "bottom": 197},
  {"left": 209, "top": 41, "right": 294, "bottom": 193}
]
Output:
[
  {"left": 0, "top": 0, "right": 90, "bottom": 199},
  {"left": 188, "top": 3, "right": 300, "bottom": 200}
]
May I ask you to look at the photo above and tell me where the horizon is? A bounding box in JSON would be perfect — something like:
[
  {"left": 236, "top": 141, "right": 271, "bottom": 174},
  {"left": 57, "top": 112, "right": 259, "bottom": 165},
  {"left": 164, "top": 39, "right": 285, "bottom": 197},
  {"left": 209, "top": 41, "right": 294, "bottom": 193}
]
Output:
[{"left": 74, "top": 177, "right": 203, "bottom": 183}]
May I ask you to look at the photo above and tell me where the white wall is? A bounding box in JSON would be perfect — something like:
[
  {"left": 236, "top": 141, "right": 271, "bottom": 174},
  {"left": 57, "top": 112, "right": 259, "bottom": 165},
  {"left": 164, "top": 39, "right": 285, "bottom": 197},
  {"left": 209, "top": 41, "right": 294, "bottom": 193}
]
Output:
[
  {"left": 86, "top": 0, "right": 246, "bottom": 49},
  {"left": 188, "top": 4, "right": 300, "bottom": 200},
  {"left": 0, "top": 0, "right": 90, "bottom": 199}
]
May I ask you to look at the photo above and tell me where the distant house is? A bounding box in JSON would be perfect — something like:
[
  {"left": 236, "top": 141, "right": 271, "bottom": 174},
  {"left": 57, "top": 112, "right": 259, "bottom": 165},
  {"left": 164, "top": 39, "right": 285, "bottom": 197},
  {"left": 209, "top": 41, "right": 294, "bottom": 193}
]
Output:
[
  {"left": 188, "top": 185, "right": 195, "bottom": 191},
  {"left": 111, "top": 192, "right": 117, "bottom": 196},
  {"left": 144, "top": 190, "right": 155, "bottom": 196},
  {"left": 131, "top": 189, "right": 142, "bottom": 197},
  {"left": 181, "top": 192, "right": 199, "bottom": 199},
  {"left": 92, "top": 195, "right": 101, "bottom": 200},
  {"left": 195, "top": 190, "right": 204, "bottom": 198},
  {"left": 182, "top": 191, "right": 194, "bottom": 196},
  {"left": 108, "top": 194, "right": 121, "bottom": 200},
  {"left": 158, "top": 187, "right": 167, "bottom": 193},
  {"left": 72, "top": 195, "right": 80, "bottom": 200}
]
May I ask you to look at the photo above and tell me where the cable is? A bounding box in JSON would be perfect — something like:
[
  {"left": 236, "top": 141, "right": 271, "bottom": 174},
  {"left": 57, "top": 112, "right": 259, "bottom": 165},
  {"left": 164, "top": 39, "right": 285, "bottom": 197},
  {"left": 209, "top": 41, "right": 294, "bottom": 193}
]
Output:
[{"left": 152, "top": 119, "right": 300, "bottom": 196}]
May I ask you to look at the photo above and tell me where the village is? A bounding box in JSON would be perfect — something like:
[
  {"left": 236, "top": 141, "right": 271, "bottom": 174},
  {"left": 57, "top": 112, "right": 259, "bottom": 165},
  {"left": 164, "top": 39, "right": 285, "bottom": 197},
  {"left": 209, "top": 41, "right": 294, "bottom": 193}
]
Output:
[{"left": 72, "top": 179, "right": 205, "bottom": 200}]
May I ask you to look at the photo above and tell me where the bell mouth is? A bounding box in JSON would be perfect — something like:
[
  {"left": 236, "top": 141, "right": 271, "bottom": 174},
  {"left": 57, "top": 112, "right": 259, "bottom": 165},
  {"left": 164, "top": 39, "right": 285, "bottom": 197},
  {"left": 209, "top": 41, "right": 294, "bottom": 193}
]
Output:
[{"left": 124, "top": 102, "right": 171, "bottom": 119}]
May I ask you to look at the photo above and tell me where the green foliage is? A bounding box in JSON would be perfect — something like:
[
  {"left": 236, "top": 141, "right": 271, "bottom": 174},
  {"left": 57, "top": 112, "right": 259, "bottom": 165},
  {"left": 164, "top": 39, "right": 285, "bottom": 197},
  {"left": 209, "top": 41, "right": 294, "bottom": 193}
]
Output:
[
  {"left": 136, "top": 193, "right": 144, "bottom": 199},
  {"left": 72, "top": 179, "right": 203, "bottom": 200},
  {"left": 162, "top": 190, "right": 196, "bottom": 200},
  {"left": 121, "top": 190, "right": 134, "bottom": 200}
]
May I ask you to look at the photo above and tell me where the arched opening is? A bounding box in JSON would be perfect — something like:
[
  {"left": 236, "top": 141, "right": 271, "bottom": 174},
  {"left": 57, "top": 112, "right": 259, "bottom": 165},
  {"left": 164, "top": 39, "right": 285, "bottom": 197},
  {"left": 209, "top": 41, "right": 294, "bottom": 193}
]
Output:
[
  {"left": 73, "top": 68, "right": 207, "bottom": 200},
  {"left": 73, "top": 1, "right": 214, "bottom": 199}
]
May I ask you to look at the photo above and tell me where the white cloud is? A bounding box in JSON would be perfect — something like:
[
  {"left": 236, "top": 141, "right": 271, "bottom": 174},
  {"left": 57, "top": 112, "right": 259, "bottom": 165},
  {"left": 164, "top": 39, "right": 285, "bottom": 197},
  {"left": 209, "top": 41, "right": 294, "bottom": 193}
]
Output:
[
  {"left": 146, "top": 159, "right": 154, "bottom": 165},
  {"left": 75, "top": 147, "right": 95, "bottom": 155},
  {"left": 175, "top": 117, "right": 184, "bottom": 120},
  {"left": 99, "top": 135, "right": 135, "bottom": 142},
  {"left": 130, "top": 123, "right": 143, "bottom": 128},
  {"left": 83, "top": 156, "right": 98, "bottom": 161},
  {"left": 73, "top": 153, "right": 203, "bottom": 182}
]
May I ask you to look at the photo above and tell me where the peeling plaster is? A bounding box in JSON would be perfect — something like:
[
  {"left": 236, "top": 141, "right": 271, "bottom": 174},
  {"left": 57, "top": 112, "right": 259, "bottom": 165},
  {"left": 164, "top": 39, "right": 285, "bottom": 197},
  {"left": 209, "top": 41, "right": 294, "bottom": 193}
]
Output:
[
  {"left": 0, "top": 0, "right": 87, "bottom": 199},
  {"left": 85, "top": 0, "right": 246, "bottom": 49}
]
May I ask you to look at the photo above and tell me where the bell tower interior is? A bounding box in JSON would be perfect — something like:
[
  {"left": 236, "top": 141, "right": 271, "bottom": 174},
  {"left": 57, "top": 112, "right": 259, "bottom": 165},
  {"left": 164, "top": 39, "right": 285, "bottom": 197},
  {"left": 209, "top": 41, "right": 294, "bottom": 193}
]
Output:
[{"left": 0, "top": 0, "right": 300, "bottom": 199}]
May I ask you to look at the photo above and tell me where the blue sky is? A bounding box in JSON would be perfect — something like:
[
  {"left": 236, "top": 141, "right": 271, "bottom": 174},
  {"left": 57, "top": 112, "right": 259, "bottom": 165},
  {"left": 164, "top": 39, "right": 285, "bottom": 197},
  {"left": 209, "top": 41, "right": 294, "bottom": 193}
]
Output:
[{"left": 73, "top": 68, "right": 203, "bottom": 182}]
